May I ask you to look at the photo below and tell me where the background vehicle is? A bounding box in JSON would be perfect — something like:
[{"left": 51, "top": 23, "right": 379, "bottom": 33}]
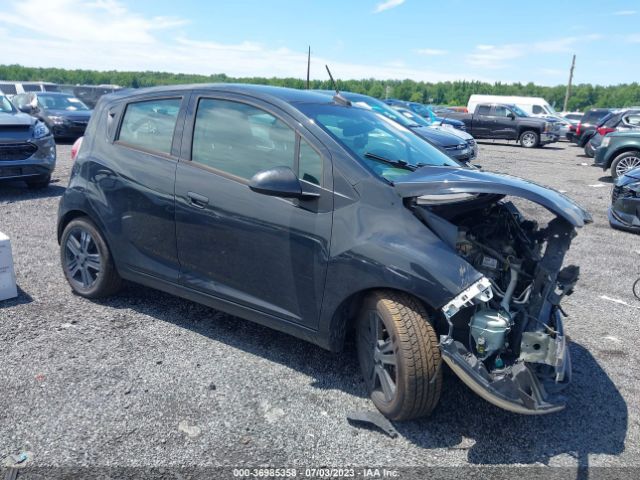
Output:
[
  {"left": 595, "top": 131, "right": 640, "bottom": 178},
  {"left": 467, "top": 95, "right": 556, "bottom": 117},
  {"left": 57, "top": 84, "right": 589, "bottom": 419},
  {"left": 0, "top": 81, "right": 60, "bottom": 97},
  {"left": 448, "top": 103, "right": 557, "bottom": 147},
  {"left": 389, "top": 105, "right": 478, "bottom": 158},
  {"left": 324, "top": 91, "right": 476, "bottom": 163},
  {"left": 59, "top": 84, "right": 123, "bottom": 109},
  {"left": 560, "top": 112, "right": 583, "bottom": 124},
  {"left": 383, "top": 98, "right": 466, "bottom": 130},
  {"left": 12, "top": 92, "right": 92, "bottom": 139},
  {"left": 609, "top": 167, "right": 640, "bottom": 233},
  {"left": 573, "top": 108, "right": 613, "bottom": 146},
  {"left": 584, "top": 109, "right": 640, "bottom": 157},
  {"left": 0, "top": 94, "right": 56, "bottom": 188}
]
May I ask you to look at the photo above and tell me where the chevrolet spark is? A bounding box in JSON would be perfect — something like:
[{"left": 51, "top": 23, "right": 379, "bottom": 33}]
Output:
[{"left": 58, "top": 85, "right": 591, "bottom": 420}]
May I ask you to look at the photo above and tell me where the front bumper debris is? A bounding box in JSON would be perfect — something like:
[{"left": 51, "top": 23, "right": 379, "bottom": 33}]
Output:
[{"left": 440, "top": 310, "right": 571, "bottom": 415}]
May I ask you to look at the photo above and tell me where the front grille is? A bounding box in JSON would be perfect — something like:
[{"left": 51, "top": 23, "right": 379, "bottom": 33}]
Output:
[
  {"left": 467, "top": 139, "right": 476, "bottom": 147},
  {"left": 0, "top": 142, "right": 37, "bottom": 161}
]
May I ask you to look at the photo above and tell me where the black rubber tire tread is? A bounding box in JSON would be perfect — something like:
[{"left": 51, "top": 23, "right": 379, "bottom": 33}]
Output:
[
  {"left": 519, "top": 130, "right": 540, "bottom": 148},
  {"left": 60, "top": 217, "right": 122, "bottom": 298},
  {"left": 584, "top": 142, "right": 595, "bottom": 158},
  {"left": 358, "top": 290, "right": 442, "bottom": 421}
]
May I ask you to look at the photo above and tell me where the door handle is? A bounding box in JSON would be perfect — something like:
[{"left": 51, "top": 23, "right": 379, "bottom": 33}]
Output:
[{"left": 187, "top": 191, "right": 209, "bottom": 209}]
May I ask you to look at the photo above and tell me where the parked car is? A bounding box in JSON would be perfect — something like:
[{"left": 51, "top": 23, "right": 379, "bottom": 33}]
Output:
[
  {"left": 609, "top": 167, "right": 640, "bottom": 233},
  {"left": 323, "top": 91, "right": 477, "bottom": 163},
  {"left": 585, "top": 109, "right": 640, "bottom": 157},
  {"left": 57, "top": 84, "right": 591, "bottom": 418},
  {"left": 59, "top": 84, "right": 123, "bottom": 109},
  {"left": 388, "top": 105, "right": 478, "bottom": 159},
  {"left": 383, "top": 99, "right": 466, "bottom": 131},
  {"left": 594, "top": 131, "right": 640, "bottom": 179},
  {"left": 0, "top": 81, "right": 60, "bottom": 98},
  {"left": 573, "top": 108, "right": 613, "bottom": 146},
  {"left": 0, "top": 94, "right": 56, "bottom": 188},
  {"left": 467, "top": 95, "right": 557, "bottom": 118},
  {"left": 559, "top": 112, "right": 583, "bottom": 124},
  {"left": 447, "top": 103, "right": 558, "bottom": 147},
  {"left": 12, "top": 92, "right": 92, "bottom": 140}
]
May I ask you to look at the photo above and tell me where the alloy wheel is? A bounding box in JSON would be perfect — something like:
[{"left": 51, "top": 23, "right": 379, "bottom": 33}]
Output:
[
  {"left": 522, "top": 133, "right": 536, "bottom": 147},
  {"left": 360, "top": 311, "right": 397, "bottom": 403},
  {"left": 64, "top": 228, "right": 102, "bottom": 290},
  {"left": 616, "top": 156, "right": 640, "bottom": 178}
]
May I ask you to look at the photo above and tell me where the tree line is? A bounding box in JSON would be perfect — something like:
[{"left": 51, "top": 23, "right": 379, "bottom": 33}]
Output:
[{"left": 1, "top": 64, "right": 639, "bottom": 112}]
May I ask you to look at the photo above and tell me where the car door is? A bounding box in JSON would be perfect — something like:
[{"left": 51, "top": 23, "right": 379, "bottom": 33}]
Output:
[
  {"left": 174, "top": 93, "right": 333, "bottom": 329},
  {"left": 491, "top": 105, "right": 518, "bottom": 139},
  {"left": 92, "top": 94, "right": 187, "bottom": 282},
  {"left": 471, "top": 104, "right": 493, "bottom": 137}
]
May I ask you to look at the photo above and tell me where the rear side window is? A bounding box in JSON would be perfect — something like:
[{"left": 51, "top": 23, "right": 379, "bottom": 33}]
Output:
[
  {"left": 191, "top": 99, "right": 296, "bottom": 180},
  {"left": 118, "top": 98, "right": 182, "bottom": 155},
  {"left": 44, "top": 85, "right": 61, "bottom": 92},
  {"left": 532, "top": 105, "right": 544, "bottom": 114},
  {"left": 22, "top": 84, "right": 41, "bottom": 92},
  {"left": 477, "top": 105, "right": 491, "bottom": 115},
  {"left": 623, "top": 113, "right": 640, "bottom": 126}
]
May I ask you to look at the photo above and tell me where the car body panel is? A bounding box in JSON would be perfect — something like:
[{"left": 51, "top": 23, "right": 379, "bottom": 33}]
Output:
[
  {"left": 594, "top": 131, "right": 640, "bottom": 169},
  {"left": 609, "top": 167, "right": 640, "bottom": 233}
]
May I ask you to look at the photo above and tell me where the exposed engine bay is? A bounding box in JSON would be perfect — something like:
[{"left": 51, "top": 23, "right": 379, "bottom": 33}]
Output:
[{"left": 414, "top": 194, "right": 582, "bottom": 414}]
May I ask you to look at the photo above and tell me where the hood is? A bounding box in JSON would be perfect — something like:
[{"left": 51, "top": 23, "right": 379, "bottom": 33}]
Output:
[
  {"left": 0, "top": 111, "right": 36, "bottom": 126},
  {"left": 44, "top": 109, "right": 92, "bottom": 119},
  {"left": 411, "top": 126, "right": 464, "bottom": 147},
  {"left": 394, "top": 166, "right": 592, "bottom": 227},
  {"left": 428, "top": 125, "right": 473, "bottom": 141}
]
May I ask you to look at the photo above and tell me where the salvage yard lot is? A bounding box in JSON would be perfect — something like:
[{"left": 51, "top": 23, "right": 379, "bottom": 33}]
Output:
[{"left": 1, "top": 141, "right": 639, "bottom": 469}]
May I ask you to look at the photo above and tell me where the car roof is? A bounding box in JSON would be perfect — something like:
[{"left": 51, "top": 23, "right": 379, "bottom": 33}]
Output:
[{"left": 107, "top": 84, "right": 336, "bottom": 106}]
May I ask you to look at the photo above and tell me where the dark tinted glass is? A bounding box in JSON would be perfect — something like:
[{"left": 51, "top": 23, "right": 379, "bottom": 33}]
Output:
[
  {"left": 22, "top": 84, "right": 41, "bottom": 92},
  {"left": 477, "top": 105, "right": 491, "bottom": 115},
  {"left": 118, "top": 98, "right": 182, "bottom": 154},
  {"left": 192, "top": 99, "right": 295, "bottom": 180},
  {"left": 0, "top": 84, "right": 17, "bottom": 95}
]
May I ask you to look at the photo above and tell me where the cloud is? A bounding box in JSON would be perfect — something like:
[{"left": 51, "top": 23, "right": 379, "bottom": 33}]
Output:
[
  {"left": 467, "top": 35, "right": 600, "bottom": 68},
  {"left": 613, "top": 10, "right": 637, "bottom": 16},
  {"left": 0, "top": 0, "right": 481, "bottom": 82},
  {"left": 373, "top": 0, "right": 405, "bottom": 14},
  {"left": 415, "top": 48, "right": 448, "bottom": 56}
]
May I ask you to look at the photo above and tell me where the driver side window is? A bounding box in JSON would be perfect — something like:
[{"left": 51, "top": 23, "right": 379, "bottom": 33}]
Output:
[{"left": 493, "top": 106, "right": 509, "bottom": 117}]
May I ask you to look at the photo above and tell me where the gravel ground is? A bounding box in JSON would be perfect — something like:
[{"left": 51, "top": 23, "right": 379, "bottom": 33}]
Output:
[{"left": 1, "top": 139, "right": 639, "bottom": 473}]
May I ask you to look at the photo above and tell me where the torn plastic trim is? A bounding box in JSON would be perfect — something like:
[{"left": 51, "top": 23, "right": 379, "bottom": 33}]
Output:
[{"left": 441, "top": 277, "right": 493, "bottom": 320}]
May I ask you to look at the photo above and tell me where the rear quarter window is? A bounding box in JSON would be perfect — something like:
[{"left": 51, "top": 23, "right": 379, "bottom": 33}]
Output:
[
  {"left": 0, "top": 84, "right": 17, "bottom": 95},
  {"left": 117, "top": 98, "right": 182, "bottom": 155}
]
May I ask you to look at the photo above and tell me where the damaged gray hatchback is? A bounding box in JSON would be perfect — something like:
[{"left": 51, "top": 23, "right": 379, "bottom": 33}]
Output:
[{"left": 57, "top": 85, "right": 591, "bottom": 420}]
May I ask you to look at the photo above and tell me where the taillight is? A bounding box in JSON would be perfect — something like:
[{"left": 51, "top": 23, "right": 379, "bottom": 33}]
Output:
[
  {"left": 569, "top": 125, "right": 577, "bottom": 132},
  {"left": 576, "top": 122, "right": 582, "bottom": 135},
  {"left": 597, "top": 127, "right": 615, "bottom": 136},
  {"left": 71, "top": 136, "right": 83, "bottom": 161}
]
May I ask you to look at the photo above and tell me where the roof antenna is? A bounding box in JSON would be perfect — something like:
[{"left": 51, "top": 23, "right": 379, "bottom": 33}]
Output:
[
  {"left": 306, "top": 46, "right": 311, "bottom": 89},
  {"left": 325, "top": 65, "right": 351, "bottom": 106}
]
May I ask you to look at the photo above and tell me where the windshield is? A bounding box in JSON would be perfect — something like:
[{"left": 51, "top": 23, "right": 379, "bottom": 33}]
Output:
[
  {"left": 350, "top": 98, "right": 421, "bottom": 129},
  {"left": 0, "top": 95, "right": 15, "bottom": 113},
  {"left": 298, "top": 103, "right": 460, "bottom": 182},
  {"left": 396, "top": 108, "right": 432, "bottom": 127},
  {"left": 37, "top": 94, "right": 90, "bottom": 111}
]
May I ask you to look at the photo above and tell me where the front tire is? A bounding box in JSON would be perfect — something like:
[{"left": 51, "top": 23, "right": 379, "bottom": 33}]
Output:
[
  {"left": 356, "top": 291, "right": 442, "bottom": 421},
  {"left": 610, "top": 150, "right": 640, "bottom": 179},
  {"left": 519, "top": 130, "right": 539, "bottom": 148},
  {"left": 60, "top": 217, "right": 122, "bottom": 298}
]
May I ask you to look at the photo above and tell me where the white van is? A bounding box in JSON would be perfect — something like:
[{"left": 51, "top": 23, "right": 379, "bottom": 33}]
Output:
[
  {"left": 0, "top": 81, "right": 60, "bottom": 98},
  {"left": 468, "top": 95, "right": 556, "bottom": 118}
]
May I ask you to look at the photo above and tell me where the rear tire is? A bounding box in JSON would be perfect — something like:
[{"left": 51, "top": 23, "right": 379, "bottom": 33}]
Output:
[
  {"left": 519, "top": 130, "right": 539, "bottom": 148},
  {"left": 610, "top": 150, "right": 640, "bottom": 179},
  {"left": 26, "top": 174, "right": 51, "bottom": 189},
  {"left": 584, "top": 142, "right": 595, "bottom": 158},
  {"left": 60, "top": 217, "right": 122, "bottom": 298},
  {"left": 356, "top": 290, "right": 442, "bottom": 421}
]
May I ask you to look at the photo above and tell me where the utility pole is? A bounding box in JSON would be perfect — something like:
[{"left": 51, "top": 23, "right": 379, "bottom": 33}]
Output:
[
  {"left": 306, "top": 46, "right": 311, "bottom": 89},
  {"left": 563, "top": 54, "right": 576, "bottom": 112}
]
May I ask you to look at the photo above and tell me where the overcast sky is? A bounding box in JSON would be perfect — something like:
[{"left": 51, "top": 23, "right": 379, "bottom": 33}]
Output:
[{"left": 0, "top": 0, "right": 639, "bottom": 85}]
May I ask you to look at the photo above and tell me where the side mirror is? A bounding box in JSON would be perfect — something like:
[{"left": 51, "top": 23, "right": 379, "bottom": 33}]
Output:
[
  {"left": 18, "top": 105, "right": 34, "bottom": 114},
  {"left": 249, "top": 166, "right": 313, "bottom": 199},
  {"left": 507, "top": 112, "right": 515, "bottom": 120}
]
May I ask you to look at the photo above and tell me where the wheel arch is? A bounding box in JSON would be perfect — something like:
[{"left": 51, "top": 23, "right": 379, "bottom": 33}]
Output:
[
  {"left": 324, "top": 286, "right": 440, "bottom": 353},
  {"left": 607, "top": 146, "right": 640, "bottom": 168}
]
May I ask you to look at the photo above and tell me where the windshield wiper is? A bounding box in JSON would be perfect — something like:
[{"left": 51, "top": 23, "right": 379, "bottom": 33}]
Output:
[{"left": 364, "top": 152, "right": 416, "bottom": 171}]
